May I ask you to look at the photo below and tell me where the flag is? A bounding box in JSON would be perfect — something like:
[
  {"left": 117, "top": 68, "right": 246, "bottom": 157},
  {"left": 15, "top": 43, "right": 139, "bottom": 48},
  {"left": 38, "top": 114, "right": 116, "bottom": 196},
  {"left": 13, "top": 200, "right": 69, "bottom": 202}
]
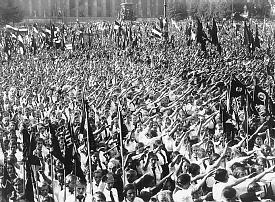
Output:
[
  {"left": 211, "top": 18, "right": 219, "bottom": 45},
  {"left": 50, "top": 124, "right": 65, "bottom": 162},
  {"left": 159, "top": 17, "right": 164, "bottom": 29},
  {"left": 253, "top": 85, "right": 269, "bottom": 105},
  {"left": 244, "top": 22, "right": 249, "bottom": 45},
  {"left": 118, "top": 107, "right": 128, "bottom": 153},
  {"left": 246, "top": 92, "right": 259, "bottom": 116},
  {"left": 196, "top": 18, "right": 207, "bottom": 51},
  {"left": 230, "top": 77, "right": 246, "bottom": 98},
  {"left": 5, "top": 25, "right": 28, "bottom": 34},
  {"left": 17, "top": 34, "right": 25, "bottom": 55},
  {"left": 254, "top": 24, "right": 260, "bottom": 49},
  {"left": 0, "top": 165, "right": 15, "bottom": 201},
  {"left": 220, "top": 101, "right": 237, "bottom": 142},
  {"left": 25, "top": 163, "right": 35, "bottom": 202},
  {"left": 31, "top": 36, "right": 37, "bottom": 55},
  {"left": 61, "top": 121, "right": 85, "bottom": 180},
  {"left": 152, "top": 27, "right": 162, "bottom": 39},
  {"left": 80, "top": 98, "right": 96, "bottom": 151},
  {"left": 196, "top": 18, "right": 204, "bottom": 44}
]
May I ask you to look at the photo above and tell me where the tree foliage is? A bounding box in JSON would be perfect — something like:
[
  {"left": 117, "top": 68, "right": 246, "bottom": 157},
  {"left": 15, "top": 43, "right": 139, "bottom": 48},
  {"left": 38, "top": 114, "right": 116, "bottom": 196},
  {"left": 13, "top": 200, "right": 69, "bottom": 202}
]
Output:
[
  {"left": 168, "top": 1, "right": 188, "bottom": 21},
  {"left": 0, "top": 0, "right": 24, "bottom": 25},
  {"left": 169, "top": 0, "right": 271, "bottom": 21}
]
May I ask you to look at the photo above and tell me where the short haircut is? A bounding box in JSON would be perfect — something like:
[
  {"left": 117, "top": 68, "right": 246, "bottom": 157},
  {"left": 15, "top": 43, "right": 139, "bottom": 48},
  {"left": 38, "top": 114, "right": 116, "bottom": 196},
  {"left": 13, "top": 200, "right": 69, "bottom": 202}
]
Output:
[
  {"left": 177, "top": 174, "right": 191, "bottom": 187},
  {"left": 76, "top": 178, "right": 87, "bottom": 187},
  {"left": 222, "top": 187, "right": 236, "bottom": 200},
  {"left": 93, "top": 191, "right": 106, "bottom": 202},
  {"left": 214, "top": 169, "right": 228, "bottom": 182},
  {"left": 123, "top": 183, "right": 136, "bottom": 194},
  {"left": 247, "top": 182, "right": 261, "bottom": 193}
]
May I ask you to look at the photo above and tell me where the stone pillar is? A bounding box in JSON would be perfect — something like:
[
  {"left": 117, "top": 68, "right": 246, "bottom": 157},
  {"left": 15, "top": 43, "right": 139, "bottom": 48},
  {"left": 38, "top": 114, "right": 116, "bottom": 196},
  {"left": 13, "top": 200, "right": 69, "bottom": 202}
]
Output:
[
  {"left": 92, "top": 0, "right": 98, "bottom": 17},
  {"left": 48, "top": 0, "right": 51, "bottom": 17},
  {"left": 38, "top": 0, "right": 42, "bottom": 17},
  {"left": 110, "top": 0, "right": 115, "bottom": 17},
  {"left": 29, "top": 0, "right": 32, "bottom": 17},
  {"left": 84, "top": 0, "right": 88, "bottom": 17},
  {"left": 102, "top": 0, "right": 106, "bottom": 17},
  {"left": 136, "top": 0, "right": 141, "bottom": 17},
  {"left": 76, "top": 0, "right": 79, "bottom": 18},
  {"left": 66, "top": 0, "right": 70, "bottom": 17},
  {"left": 155, "top": 0, "right": 158, "bottom": 17},
  {"left": 147, "top": 0, "right": 151, "bottom": 17}
]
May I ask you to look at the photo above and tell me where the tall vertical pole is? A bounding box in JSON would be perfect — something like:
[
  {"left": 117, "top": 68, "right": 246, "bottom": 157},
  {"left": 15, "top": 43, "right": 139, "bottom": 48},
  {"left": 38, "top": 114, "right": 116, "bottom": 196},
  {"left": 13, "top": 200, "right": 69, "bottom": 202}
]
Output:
[
  {"left": 231, "top": 0, "right": 234, "bottom": 23},
  {"left": 164, "top": 0, "right": 167, "bottom": 18}
]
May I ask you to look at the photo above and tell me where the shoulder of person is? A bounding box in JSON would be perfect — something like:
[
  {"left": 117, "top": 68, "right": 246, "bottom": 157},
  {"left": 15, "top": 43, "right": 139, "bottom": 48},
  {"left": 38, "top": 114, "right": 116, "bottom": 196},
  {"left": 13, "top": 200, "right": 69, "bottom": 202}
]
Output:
[{"left": 134, "top": 197, "right": 145, "bottom": 202}]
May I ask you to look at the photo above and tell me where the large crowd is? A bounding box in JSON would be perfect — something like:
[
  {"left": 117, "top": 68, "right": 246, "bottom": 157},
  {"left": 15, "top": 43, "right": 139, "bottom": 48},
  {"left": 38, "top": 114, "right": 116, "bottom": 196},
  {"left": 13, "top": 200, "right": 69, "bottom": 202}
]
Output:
[{"left": 0, "top": 18, "right": 275, "bottom": 202}]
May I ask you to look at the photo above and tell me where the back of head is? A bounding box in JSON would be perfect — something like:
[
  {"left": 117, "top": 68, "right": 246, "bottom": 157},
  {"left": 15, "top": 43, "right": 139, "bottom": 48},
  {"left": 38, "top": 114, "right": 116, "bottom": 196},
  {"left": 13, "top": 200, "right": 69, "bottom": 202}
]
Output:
[
  {"left": 176, "top": 173, "right": 191, "bottom": 188},
  {"left": 93, "top": 191, "right": 106, "bottom": 202},
  {"left": 247, "top": 182, "right": 261, "bottom": 193},
  {"left": 222, "top": 187, "right": 236, "bottom": 201},
  {"left": 157, "top": 190, "right": 173, "bottom": 202},
  {"left": 214, "top": 168, "right": 228, "bottom": 182}
]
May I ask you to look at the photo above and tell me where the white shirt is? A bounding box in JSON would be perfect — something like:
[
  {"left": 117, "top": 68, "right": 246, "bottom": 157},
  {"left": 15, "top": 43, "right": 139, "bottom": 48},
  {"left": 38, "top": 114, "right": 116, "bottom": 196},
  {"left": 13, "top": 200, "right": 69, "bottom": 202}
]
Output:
[
  {"left": 88, "top": 180, "right": 105, "bottom": 194},
  {"left": 103, "top": 187, "right": 119, "bottom": 202},
  {"left": 144, "top": 164, "right": 163, "bottom": 184},
  {"left": 212, "top": 182, "right": 229, "bottom": 201},
  {"left": 173, "top": 185, "right": 197, "bottom": 202},
  {"left": 58, "top": 187, "right": 75, "bottom": 202},
  {"left": 123, "top": 197, "right": 144, "bottom": 202},
  {"left": 65, "top": 193, "right": 93, "bottom": 202}
]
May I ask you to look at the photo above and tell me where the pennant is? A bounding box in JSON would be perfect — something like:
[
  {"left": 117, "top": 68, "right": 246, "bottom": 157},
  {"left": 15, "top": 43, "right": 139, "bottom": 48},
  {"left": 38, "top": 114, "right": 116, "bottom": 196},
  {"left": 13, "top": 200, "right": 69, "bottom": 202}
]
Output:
[
  {"left": 211, "top": 18, "right": 219, "bottom": 45},
  {"left": 152, "top": 27, "right": 162, "bottom": 39},
  {"left": 254, "top": 24, "right": 260, "bottom": 49},
  {"left": 253, "top": 85, "right": 269, "bottom": 105},
  {"left": 230, "top": 77, "right": 246, "bottom": 98}
]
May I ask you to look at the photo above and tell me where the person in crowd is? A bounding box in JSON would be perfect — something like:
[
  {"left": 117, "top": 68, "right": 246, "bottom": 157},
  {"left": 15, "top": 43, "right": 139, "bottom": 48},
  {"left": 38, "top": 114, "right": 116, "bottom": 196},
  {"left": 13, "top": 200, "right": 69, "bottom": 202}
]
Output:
[{"left": 65, "top": 179, "right": 93, "bottom": 202}]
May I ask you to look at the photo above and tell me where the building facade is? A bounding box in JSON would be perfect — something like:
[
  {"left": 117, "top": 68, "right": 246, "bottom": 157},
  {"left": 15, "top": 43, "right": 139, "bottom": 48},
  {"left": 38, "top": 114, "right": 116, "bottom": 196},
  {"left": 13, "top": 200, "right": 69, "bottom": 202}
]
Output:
[{"left": 18, "top": 0, "right": 188, "bottom": 19}]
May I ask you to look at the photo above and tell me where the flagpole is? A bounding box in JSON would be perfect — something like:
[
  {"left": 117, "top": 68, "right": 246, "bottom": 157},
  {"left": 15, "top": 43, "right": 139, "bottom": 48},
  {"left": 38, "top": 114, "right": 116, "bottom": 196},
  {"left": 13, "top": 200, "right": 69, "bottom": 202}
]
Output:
[
  {"left": 245, "top": 92, "right": 249, "bottom": 152},
  {"left": 118, "top": 104, "right": 125, "bottom": 185},
  {"left": 83, "top": 88, "right": 93, "bottom": 194}
]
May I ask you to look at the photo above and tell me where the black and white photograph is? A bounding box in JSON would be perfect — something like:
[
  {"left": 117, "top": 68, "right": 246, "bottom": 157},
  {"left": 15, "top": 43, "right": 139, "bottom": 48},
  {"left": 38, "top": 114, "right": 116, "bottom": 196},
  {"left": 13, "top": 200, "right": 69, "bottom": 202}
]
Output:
[{"left": 0, "top": 0, "right": 275, "bottom": 201}]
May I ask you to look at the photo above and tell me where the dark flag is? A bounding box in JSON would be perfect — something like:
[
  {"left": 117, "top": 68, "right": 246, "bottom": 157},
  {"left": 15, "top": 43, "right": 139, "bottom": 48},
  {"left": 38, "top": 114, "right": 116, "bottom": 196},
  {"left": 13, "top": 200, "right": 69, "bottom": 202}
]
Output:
[
  {"left": 159, "top": 17, "right": 164, "bottom": 29},
  {"left": 63, "top": 121, "right": 85, "bottom": 181},
  {"left": 4, "top": 36, "right": 11, "bottom": 60},
  {"left": 50, "top": 24, "right": 55, "bottom": 46},
  {"left": 80, "top": 99, "right": 96, "bottom": 152},
  {"left": 22, "top": 128, "right": 40, "bottom": 165},
  {"left": 196, "top": 18, "right": 207, "bottom": 51},
  {"left": 230, "top": 77, "right": 246, "bottom": 98},
  {"left": 0, "top": 165, "right": 15, "bottom": 201},
  {"left": 220, "top": 101, "right": 237, "bottom": 142},
  {"left": 185, "top": 23, "right": 192, "bottom": 46},
  {"left": 118, "top": 107, "right": 129, "bottom": 154},
  {"left": 31, "top": 36, "right": 37, "bottom": 55},
  {"left": 244, "top": 22, "right": 249, "bottom": 46},
  {"left": 25, "top": 164, "right": 35, "bottom": 202},
  {"left": 254, "top": 24, "right": 260, "bottom": 49},
  {"left": 211, "top": 18, "right": 219, "bottom": 45},
  {"left": 247, "top": 92, "right": 259, "bottom": 116},
  {"left": 50, "top": 124, "right": 65, "bottom": 162},
  {"left": 253, "top": 85, "right": 269, "bottom": 105}
]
